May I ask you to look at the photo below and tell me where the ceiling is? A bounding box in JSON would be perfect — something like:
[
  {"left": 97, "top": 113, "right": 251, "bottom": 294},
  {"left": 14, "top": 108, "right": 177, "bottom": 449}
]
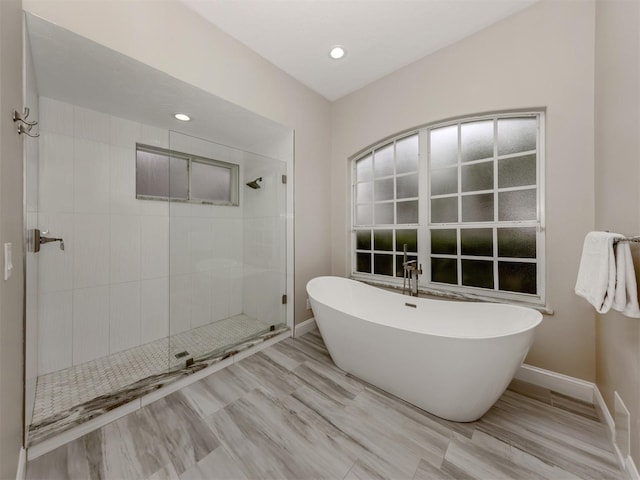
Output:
[
  {"left": 179, "top": 0, "right": 539, "bottom": 101},
  {"left": 26, "top": 14, "right": 291, "bottom": 156}
]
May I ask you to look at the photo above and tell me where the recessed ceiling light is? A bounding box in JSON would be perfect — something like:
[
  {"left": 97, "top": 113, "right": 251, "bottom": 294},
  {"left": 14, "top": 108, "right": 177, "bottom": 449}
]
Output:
[
  {"left": 329, "top": 46, "right": 345, "bottom": 60},
  {"left": 174, "top": 113, "right": 191, "bottom": 121}
]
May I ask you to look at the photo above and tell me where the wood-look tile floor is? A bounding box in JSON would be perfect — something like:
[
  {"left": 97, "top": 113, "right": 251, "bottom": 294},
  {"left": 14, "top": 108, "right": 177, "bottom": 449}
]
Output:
[{"left": 27, "top": 330, "right": 624, "bottom": 480}]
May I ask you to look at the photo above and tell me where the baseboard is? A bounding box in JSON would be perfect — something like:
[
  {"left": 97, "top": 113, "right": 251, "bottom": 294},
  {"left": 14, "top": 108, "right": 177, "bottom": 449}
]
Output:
[
  {"left": 518, "top": 363, "right": 639, "bottom": 479},
  {"left": 294, "top": 317, "right": 316, "bottom": 337},
  {"left": 515, "top": 364, "right": 594, "bottom": 403},
  {"left": 16, "top": 447, "right": 26, "bottom": 480}
]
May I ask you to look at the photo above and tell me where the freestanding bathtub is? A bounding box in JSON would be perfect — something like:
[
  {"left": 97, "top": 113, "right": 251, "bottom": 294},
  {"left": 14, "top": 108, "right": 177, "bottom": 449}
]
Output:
[{"left": 306, "top": 276, "right": 543, "bottom": 422}]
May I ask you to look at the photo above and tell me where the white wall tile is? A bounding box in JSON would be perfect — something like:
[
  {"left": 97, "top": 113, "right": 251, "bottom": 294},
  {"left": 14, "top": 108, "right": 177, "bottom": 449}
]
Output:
[
  {"left": 140, "top": 215, "right": 169, "bottom": 279},
  {"left": 38, "top": 290, "right": 73, "bottom": 375},
  {"left": 39, "top": 132, "right": 74, "bottom": 214},
  {"left": 191, "top": 272, "right": 212, "bottom": 328},
  {"left": 211, "top": 268, "right": 230, "bottom": 322},
  {"left": 229, "top": 266, "right": 243, "bottom": 317},
  {"left": 170, "top": 274, "right": 191, "bottom": 335},
  {"left": 110, "top": 215, "right": 141, "bottom": 283},
  {"left": 73, "top": 286, "right": 110, "bottom": 365},
  {"left": 190, "top": 217, "right": 213, "bottom": 272},
  {"left": 38, "top": 212, "right": 74, "bottom": 293},
  {"left": 140, "top": 277, "right": 169, "bottom": 344},
  {"left": 110, "top": 116, "right": 141, "bottom": 149},
  {"left": 74, "top": 214, "right": 110, "bottom": 288},
  {"left": 110, "top": 146, "right": 138, "bottom": 215},
  {"left": 74, "top": 139, "right": 110, "bottom": 214},
  {"left": 138, "top": 198, "right": 168, "bottom": 216},
  {"left": 74, "top": 105, "right": 110, "bottom": 143},
  {"left": 139, "top": 125, "right": 168, "bottom": 149},
  {"left": 170, "top": 217, "right": 191, "bottom": 276},
  {"left": 39, "top": 97, "right": 74, "bottom": 136},
  {"left": 109, "top": 282, "right": 141, "bottom": 354}
]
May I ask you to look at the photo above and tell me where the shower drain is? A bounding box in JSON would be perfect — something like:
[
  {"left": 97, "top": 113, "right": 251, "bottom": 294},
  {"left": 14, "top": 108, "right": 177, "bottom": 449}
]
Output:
[{"left": 174, "top": 351, "right": 189, "bottom": 359}]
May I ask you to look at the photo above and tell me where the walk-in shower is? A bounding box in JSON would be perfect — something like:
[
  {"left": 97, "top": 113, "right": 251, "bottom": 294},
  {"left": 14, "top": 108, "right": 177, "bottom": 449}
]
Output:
[{"left": 23, "top": 14, "right": 294, "bottom": 450}]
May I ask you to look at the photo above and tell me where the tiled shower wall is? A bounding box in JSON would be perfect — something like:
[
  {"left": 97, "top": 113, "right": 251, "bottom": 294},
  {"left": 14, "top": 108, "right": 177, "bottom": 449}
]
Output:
[{"left": 35, "top": 98, "right": 245, "bottom": 376}]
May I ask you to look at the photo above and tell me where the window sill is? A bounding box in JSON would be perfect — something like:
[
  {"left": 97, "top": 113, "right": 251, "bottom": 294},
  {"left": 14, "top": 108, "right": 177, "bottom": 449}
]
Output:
[{"left": 350, "top": 275, "right": 554, "bottom": 315}]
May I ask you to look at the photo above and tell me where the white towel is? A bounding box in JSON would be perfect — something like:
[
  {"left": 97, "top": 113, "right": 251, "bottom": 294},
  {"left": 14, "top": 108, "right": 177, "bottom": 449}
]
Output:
[
  {"left": 612, "top": 241, "right": 640, "bottom": 317},
  {"left": 575, "top": 231, "right": 622, "bottom": 313}
]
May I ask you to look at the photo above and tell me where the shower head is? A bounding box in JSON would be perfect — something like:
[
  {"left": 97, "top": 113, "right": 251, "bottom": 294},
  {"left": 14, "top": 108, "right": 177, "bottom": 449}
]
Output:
[{"left": 246, "top": 177, "right": 262, "bottom": 189}]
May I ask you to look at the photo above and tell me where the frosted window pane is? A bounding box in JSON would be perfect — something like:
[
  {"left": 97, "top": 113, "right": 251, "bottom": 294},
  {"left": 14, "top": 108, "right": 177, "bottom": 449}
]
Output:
[
  {"left": 356, "top": 253, "right": 372, "bottom": 273},
  {"left": 137, "top": 149, "right": 169, "bottom": 198},
  {"left": 498, "top": 189, "right": 536, "bottom": 221},
  {"left": 461, "top": 120, "right": 494, "bottom": 162},
  {"left": 374, "top": 230, "right": 393, "bottom": 251},
  {"left": 430, "top": 125, "right": 458, "bottom": 167},
  {"left": 356, "top": 154, "right": 373, "bottom": 182},
  {"left": 374, "top": 254, "right": 393, "bottom": 276},
  {"left": 374, "top": 203, "right": 394, "bottom": 224},
  {"left": 356, "top": 204, "right": 372, "bottom": 225},
  {"left": 374, "top": 144, "right": 394, "bottom": 177},
  {"left": 356, "top": 230, "right": 371, "bottom": 250},
  {"left": 375, "top": 178, "right": 394, "bottom": 201},
  {"left": 498, "top": 227, "right": 536, "bottom": 258},
  {"left": 462, "top": 259, "right": 494, "bottom": 289},
  {"left": 169, "top": 157, "right": 189, "bottom": 199},
  {"left": 498, "top": 118, "right": 536, "bottom": 155},
  {"left": 137, "top": 150, "right": 188, "bottom": 199},
  {"left": 431, "top": 167, "right": 458, "bottom": 196},
  {"left": 431, "top": 229, "right": 457, "bottom": 255},
  {"left": 396, "top": 174, "right": 419, "bottom": 199},
  {"left": 431, "top": 257, "right": 457, "bottom": 284},
  {"left": 499, "top": 261, "right": 536, "bottom": 294},
  {"left": 357, "top": 182, "right": 373, "bottom": 203},
  {"left": 396, "top": 254, "right": 417, "bottom": 277},
  {"left": 462, "top": 162, "right": 493, "bottom": 192},
  {"left": 431, "top": 197, "right": 458, "bottom": 223},
  {"left": 396, "top": 229, "right": 418, "bottom": 252},
  {"left": 396, "top": 135, "right": 419, "bottom": 174},
  {"left": 498, "top": 154, "right": 536, "bottom": 188},
  {"left": 396, "top": 200, "right": 418, "bottom": 224},
  {"left": 191, "top": 161, "right": 231, "bottom": 203},
  {"left": 462, "top": 193, "right": 494, "bottom": 222},
  {"left": 461, "top": 229, "right": 493, "bottom": 256}
]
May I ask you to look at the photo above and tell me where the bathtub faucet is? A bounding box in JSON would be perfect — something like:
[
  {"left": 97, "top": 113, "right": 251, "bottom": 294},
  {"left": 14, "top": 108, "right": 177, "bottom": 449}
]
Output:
[{"left": 402, "top": 244, "right": 422, "bottom": 296}]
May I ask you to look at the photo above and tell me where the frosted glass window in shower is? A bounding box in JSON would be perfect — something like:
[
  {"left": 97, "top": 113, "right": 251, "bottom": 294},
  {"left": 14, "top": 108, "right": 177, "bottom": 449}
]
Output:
[
  {"left": 461, "top": 162, "right": 493, "bottom": 192},
  {"left": 356, "top": 230, "right": 372, "bottom": 250},
  {"left": 497, "top": 228, "right": 536, "bottom": 258},
  {"left": 136, "top": 148, "right": 188, "bottom": 200},
  {"left": 396, "top": 174, "right": 419, "bottom": 199},
  {"left": 462, "top": 193, "right": 494, "bottom": 222},
  {"left": 431, "top": 257, "right": 457, "bottom": 284},
  {"left": 430, "top": 229, "right": 457, "bottom": 255},
  {"left": 498, "top": 189, "right": 536, "bottom": 221},
  {"left": 356, "top": 154, "right": 373, "bottom": 182},
  {"left": 191, "top": 161, "right": 232, "bottom": 203},
  {"left": 498, "top": 154, "right": 536, "bottom": 188},
  {"left": 499, "top": 262, "right": 536, "bottom": 294},
  {"left": 395, "top": 229, "right": 417, "bottom": 252},
  {"left": 374, "top": 203, "right": 394, "bottom": 225},
  {"left": 461, "top": 228, "right": 493, "bottom": 256},
  {"left": 374, "top": 230, "right": 394, "bottom": 251},
  {"left": 396, "top": 200, "right": 418, "bottom": 224},
  {"left": 357, "top": 182, "right": 373, "bottom": 203},
  {"left": 374, "top": 254, "right": 393, "bottom": 276},
  {"left": 136, "top": 144, "right": 239, "bottom": 205},
  {"left": 431, "top": 197, "right": 458, "bottom": 224},
  {"left": 375, "top": 178, "right": 394, "bottom": 201},
  {"left": 462, "top": 259, "right": 494, "bottom": 289}
]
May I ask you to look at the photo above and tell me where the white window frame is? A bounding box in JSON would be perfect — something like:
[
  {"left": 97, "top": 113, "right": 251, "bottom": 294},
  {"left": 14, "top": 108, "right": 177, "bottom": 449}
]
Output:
[
  {"left": 136, "top": 143, "right": 240, "bottom": 206},
  {"left": 350, "top": 111, "right": 546, "bottom": 308}
]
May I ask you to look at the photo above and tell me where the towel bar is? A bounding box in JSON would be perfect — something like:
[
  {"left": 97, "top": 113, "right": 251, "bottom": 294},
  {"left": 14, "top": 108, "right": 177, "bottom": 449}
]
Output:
[{"left": 613, "top": 236, "right": 640, "bottom": 245}]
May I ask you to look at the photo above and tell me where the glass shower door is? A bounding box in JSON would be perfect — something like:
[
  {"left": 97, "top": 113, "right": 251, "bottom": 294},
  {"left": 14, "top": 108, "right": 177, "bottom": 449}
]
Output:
[{"left": 167, "top": 130, "right": 287, "bottom": 371}]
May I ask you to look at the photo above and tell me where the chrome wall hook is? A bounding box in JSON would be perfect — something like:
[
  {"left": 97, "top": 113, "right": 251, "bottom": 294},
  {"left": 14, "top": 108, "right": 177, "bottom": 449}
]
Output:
[
  {"left": 17, "top": 123, "right": 39, "bottom": 138},
  {"left": 13, "top": 107, "right": 37, "bottom": 126}
]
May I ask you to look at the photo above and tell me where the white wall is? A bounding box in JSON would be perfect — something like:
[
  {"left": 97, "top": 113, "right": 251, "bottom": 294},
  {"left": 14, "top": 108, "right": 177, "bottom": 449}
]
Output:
[
  {"left": 594, "top": 0, "right": 640, "bottom": 467},
  {"left": 23, "top": 0, "right": 333, "bottom": 326},
  {"left": 331, "top": 0, "right": 597, "bottom": 381}
]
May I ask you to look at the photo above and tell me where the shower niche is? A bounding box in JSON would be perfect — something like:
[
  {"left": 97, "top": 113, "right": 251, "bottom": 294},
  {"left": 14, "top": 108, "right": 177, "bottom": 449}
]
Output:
[{"left": 23, "top": 14, "right": 293, "bottom": 450}]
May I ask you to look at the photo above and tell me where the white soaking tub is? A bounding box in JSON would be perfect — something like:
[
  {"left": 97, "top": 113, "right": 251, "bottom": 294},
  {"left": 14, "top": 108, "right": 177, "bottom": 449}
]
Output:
[{"left": 306, "top": 276, "right": 542, "bottom": 422}]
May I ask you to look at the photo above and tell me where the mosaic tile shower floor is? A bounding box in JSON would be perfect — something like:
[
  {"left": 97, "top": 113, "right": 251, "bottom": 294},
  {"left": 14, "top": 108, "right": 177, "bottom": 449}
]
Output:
[{"left": 31, "top": 315, "right": 273, "bottom": 427}]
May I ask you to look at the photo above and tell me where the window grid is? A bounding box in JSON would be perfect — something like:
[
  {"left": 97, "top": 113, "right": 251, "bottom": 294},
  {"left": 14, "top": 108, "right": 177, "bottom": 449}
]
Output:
[
  {"left": 353, "top": 133, "right": 419, "bottom": 278},
  {"left": 351, "top": 112, "right": 545, "bottom": 306},
  {"left": 136, "top": 143, "right": 239, "bottom": 206}
]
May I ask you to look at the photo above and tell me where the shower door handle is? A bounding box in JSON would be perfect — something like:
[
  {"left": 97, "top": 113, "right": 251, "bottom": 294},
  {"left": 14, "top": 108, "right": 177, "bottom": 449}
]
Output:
[{"left": 32, "top": 229, "right": 64, "bottom": 252}]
